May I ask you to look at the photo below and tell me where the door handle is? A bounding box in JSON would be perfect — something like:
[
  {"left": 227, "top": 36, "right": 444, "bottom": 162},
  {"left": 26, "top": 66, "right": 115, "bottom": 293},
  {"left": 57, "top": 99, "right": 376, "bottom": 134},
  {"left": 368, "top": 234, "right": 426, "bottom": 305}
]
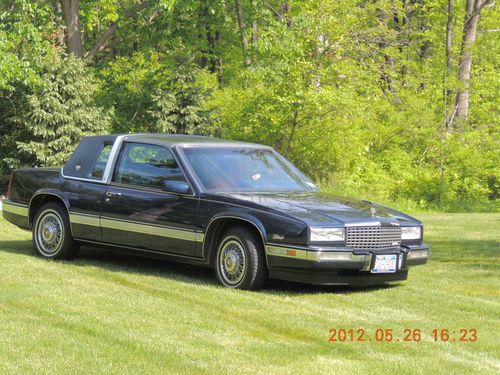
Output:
[{"left": 106, "top": 191, "right": 122, "bottom": 197}]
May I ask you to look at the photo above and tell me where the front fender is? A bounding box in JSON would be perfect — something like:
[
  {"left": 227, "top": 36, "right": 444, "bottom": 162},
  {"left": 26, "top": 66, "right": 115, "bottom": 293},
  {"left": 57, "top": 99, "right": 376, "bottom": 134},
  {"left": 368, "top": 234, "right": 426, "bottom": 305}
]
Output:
[{"left": 202, "top": 212, "right": 268, "bottom": 263}]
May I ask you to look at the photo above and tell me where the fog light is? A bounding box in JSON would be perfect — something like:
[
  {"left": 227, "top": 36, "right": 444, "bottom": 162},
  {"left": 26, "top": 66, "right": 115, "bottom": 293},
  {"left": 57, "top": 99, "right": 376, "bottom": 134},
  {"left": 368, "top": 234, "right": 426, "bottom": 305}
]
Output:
[{"left": 407, "top": 250, "right": 429, "bottom": 260}]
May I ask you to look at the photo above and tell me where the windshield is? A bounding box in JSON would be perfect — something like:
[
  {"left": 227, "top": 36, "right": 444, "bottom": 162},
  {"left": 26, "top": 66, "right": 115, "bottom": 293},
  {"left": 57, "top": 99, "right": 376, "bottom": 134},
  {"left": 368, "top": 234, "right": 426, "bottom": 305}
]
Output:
[{"left": 182, "top": 147, "right": 316, "bottom": 193}]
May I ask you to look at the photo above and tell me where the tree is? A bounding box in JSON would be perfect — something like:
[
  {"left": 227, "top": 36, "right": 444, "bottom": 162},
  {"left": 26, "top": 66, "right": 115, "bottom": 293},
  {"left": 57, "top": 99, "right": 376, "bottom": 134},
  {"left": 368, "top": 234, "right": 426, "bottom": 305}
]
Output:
[
  {"left": 58, "top": 0, "right": 150, "bottom": 61},
  {"left": 0, "top": 0, "right": 55, "bottom": 181},
  {"left": 234, "top": 0, "right": 251, "bottom": 65},
  {"left": 444, "top": 0, "right": 454, "bottom": 129},
  {"left": 7, "top": 55, "right": 110, "bottom": 167},
  {"left": 148, "top": 67, "right": 218, "bottom": 135},
  {"left": 1, "top": 0, "right": 498, "bottom": 209},
  {"left": 451, "top": 0, "right": 491, "bottom": 125},
  {"left": 60, "top": 0, "right": 84, "bottom": 57}
]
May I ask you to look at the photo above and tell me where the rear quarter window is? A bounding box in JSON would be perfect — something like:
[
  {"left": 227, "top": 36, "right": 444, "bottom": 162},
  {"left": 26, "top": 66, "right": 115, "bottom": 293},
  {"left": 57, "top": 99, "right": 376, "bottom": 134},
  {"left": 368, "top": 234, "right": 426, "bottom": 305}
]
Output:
[
  {"left": 62, "top": 136, "right": 117, "bottom": 180},
  {"left": 88, "top": 144, "right": 113, "bottom": 179}
]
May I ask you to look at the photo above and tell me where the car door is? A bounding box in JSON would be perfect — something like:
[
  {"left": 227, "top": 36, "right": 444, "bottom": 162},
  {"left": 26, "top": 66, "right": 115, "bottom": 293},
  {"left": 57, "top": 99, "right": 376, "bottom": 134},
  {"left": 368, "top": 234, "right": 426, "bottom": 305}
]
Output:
[{"left": 100, "top": 141, "right": 200, "bottom": 257}]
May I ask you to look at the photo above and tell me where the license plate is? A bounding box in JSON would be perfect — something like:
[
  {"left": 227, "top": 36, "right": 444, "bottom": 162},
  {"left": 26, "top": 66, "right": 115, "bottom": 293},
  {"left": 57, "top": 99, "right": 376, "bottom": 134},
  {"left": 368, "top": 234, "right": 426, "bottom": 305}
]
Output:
[{"left": 371, "top": 254, "right": 398, "bottom": 273}]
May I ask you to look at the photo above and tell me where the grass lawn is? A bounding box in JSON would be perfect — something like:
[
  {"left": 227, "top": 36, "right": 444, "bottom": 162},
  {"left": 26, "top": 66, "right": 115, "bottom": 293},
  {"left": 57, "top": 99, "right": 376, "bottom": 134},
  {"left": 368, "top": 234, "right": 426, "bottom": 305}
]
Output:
[{"left": 0, "top": 213, "right": 498, "bottom": 374}]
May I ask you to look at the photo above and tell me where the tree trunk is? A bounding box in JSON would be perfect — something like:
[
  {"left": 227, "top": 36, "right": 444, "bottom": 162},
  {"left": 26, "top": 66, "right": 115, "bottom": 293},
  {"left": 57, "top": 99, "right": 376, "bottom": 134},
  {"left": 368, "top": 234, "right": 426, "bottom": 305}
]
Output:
[
  {"left": 440, "top": 0, "right": 455, "bottom": 204},
  {"left": 85, "top": 1, "right": 149, "bottom": 61},
  {"left": 199, "top": 2, "right": 210, "bottom": 69},
  {"left": 85, "top": 23, "right": 118, "bottom": 61},
  {"left": 251, "top": 21, "right": 258, "bottom": 43},
  {"left": 234, "top": 0, "right": 250, "bottom": 65},
  {"left": 286, "top": 109, "right": 299, "bottom": 155},
  {"left": 277, "top": 2, "right": 293, "bottom": 28},
  {"left": 454, "top": 0, "right": 486, "bottom": 122},
  {"left": 214, "top": 31, "right": 224, "bottom": 86},
  {"left": 60, "top": 0, "right": 84, "bottom": 58},
  {"left": 207, "top": 29, "right": 224, "bottom": 85},
  {"left": 445, "top": 0, "right": 454, "bottom": 70},
  {"left": 444, "top": 0, "right": 454, "bottom": 128},
  {"left": 376, "top": 7, "right": 395, "bottom": 93},
  {"left": 199, "top": 3, "right": 224, "bottom": 85}
]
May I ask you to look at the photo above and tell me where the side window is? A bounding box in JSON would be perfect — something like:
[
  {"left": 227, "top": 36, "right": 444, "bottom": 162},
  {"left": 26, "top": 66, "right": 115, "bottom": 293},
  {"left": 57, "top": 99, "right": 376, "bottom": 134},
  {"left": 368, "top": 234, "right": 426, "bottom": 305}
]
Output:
[
  {"left": 112, "top": 143, "right": 187, "bottom": 189},
  {"left": 88, "top": 143, "right": 113, "bottom": 179}
]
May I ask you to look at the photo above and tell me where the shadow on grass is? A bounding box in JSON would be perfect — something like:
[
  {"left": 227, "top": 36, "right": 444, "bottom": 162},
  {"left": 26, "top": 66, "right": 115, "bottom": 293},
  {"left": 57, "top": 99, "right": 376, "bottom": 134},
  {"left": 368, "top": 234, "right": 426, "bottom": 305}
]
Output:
[
  {"left": 0, "top": 239, "right": 217, "bottom": 285},
  {"left": 264, "top": 279, "right": 397, "bottom": 295},
  {"left": 0, "top": 239, "right": 399, "bottom": 295}
]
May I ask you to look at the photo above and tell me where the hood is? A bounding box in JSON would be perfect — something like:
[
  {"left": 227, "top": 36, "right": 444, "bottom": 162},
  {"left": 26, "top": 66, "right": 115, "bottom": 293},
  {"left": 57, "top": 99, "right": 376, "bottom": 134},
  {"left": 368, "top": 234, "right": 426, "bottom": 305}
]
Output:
[{"left": 216, "top": 191, "right": 420, "bottom": 226}]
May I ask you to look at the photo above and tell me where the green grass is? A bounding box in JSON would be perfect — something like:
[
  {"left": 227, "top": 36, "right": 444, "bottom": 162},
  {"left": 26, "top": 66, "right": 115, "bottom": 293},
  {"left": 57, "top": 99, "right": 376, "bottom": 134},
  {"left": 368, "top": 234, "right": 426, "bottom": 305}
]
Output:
[{"left": 0, "top": 213, "right": 498, "bottom": 374}]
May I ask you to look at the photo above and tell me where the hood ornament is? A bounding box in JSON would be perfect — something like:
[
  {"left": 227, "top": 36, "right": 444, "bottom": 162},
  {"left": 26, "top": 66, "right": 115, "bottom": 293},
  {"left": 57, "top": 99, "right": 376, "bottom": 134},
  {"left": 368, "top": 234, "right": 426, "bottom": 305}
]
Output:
[{"left": 370, "top": 206, "right": 377, "bottom": 218}]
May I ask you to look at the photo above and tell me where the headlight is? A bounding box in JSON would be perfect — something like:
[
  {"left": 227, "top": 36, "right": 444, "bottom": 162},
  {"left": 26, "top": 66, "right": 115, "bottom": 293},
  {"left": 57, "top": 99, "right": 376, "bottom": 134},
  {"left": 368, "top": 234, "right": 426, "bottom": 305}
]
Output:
[
  {"left": 401, "top": 226, "right": 421, "bottom": 240},
  {"left": 310, "top": 227, "right": 345, "bottom": 242}
]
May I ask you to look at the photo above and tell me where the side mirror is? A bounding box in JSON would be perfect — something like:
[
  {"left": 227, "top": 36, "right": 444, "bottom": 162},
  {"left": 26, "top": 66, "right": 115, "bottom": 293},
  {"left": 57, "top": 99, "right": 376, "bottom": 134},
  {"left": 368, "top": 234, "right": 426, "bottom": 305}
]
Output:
[{"left": 162, "top": 180, "right": 191, "bottom": 194}]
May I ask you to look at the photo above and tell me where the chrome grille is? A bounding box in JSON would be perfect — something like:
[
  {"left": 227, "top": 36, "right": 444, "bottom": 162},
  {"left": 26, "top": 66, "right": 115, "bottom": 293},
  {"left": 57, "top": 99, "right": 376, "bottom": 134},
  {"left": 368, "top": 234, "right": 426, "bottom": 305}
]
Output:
[{"left": 346, "top": 226, "right": 402, "bottom": 249}]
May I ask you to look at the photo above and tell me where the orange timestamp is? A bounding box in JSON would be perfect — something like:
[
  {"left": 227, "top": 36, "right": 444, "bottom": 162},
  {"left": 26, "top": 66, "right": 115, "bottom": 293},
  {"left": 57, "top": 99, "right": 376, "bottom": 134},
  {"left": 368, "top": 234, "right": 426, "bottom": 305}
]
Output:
[{"left": 328, "top": 328, "right": 477, "bottom": 343}]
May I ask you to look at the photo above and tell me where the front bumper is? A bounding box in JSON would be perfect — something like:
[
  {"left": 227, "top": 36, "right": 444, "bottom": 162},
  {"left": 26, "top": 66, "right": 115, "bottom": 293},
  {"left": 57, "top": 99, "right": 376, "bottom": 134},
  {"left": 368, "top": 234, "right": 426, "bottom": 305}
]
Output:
[{"left": 265, "top": 243, "right": 429, "bottom": 285}]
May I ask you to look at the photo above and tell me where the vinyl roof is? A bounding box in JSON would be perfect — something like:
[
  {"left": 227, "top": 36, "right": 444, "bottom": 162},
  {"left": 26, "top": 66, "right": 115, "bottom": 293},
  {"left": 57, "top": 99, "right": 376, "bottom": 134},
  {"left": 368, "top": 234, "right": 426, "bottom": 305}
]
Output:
[{"left": 84, "top": 134, "right": 271, "bottom": 149}]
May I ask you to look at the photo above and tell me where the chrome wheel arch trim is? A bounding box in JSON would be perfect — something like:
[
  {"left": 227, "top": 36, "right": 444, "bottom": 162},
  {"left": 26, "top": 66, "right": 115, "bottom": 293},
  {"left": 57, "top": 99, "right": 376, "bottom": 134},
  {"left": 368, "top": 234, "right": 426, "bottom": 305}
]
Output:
[
  {"left": 202, "top": 215, "right": 268, "bottom": 268},
  {"left": 28, "top": 190, "right": 72, "bottom": 227}
]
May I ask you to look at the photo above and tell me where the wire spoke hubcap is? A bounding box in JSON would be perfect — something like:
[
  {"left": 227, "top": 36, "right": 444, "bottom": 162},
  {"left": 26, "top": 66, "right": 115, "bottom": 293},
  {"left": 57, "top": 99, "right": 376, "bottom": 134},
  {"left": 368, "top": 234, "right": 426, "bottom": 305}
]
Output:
[
  {"left": 219, "top": 239, "right": 246, "bottom": 285},
  {"left": 37, "top": 212, "right": 63, "bottom": 255}
]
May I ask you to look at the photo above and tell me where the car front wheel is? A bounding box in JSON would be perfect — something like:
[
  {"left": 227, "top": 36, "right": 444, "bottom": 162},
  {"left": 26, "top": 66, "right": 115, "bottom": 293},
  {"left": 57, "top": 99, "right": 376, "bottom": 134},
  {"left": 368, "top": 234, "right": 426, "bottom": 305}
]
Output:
[
  {"left": 215, "top": 226, "right": 267, "bottom": 290},
  {"left": 33, "top": 202, "right": 79, "bottom": 260}
]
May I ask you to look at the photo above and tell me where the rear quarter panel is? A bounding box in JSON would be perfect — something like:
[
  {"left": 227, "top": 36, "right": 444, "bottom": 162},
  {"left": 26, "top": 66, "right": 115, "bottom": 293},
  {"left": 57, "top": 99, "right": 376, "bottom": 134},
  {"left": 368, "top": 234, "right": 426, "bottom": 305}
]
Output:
[
  {"left": 10, "top": 168, "right": 63, "bottom": 204},
  {"left": 4, "top": 168, "right": 65, "bottom": 229}
]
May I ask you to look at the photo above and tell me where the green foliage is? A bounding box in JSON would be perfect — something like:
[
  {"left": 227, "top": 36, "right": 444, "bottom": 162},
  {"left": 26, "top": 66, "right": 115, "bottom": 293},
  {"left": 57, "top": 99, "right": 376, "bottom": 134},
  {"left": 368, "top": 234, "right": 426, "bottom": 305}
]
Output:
[
  {"left": 147, "top": 66, "right": 219, "bottom": 135},
  {"left": 211, "top": 0, "right": 499, "bottom": 211},
  {"left": 0, "top": 0, "right": 498, "bottom": 210},
  {"left": 6, "top": 55, "right": 110, "bottom": 167},
  {"left": 0, "top": 0, "right": 56, "bottom": 183},
  {"left": 98, "top": 53, "right": 218, "bottom": 135},
  {"left": 0, "top": 1, "right": 53, "bottom": 91}
]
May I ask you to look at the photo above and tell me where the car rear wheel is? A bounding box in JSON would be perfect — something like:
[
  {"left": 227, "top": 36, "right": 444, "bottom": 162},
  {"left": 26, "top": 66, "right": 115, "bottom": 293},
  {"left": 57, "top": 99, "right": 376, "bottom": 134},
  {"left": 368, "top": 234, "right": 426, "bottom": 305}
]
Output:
[
  {"left": 215, "top": 226, "right": 267, "bottom": 290},
  {"left": 33, "top": 202, "right": 79, "bottom": 260}
]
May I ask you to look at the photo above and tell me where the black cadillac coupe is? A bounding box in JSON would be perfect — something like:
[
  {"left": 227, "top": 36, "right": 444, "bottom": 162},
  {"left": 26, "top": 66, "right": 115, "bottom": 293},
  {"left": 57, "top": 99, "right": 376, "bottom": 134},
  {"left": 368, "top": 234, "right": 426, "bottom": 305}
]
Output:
[{"left": 2, "top": 134, "right": 429, "bottom": 290}]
